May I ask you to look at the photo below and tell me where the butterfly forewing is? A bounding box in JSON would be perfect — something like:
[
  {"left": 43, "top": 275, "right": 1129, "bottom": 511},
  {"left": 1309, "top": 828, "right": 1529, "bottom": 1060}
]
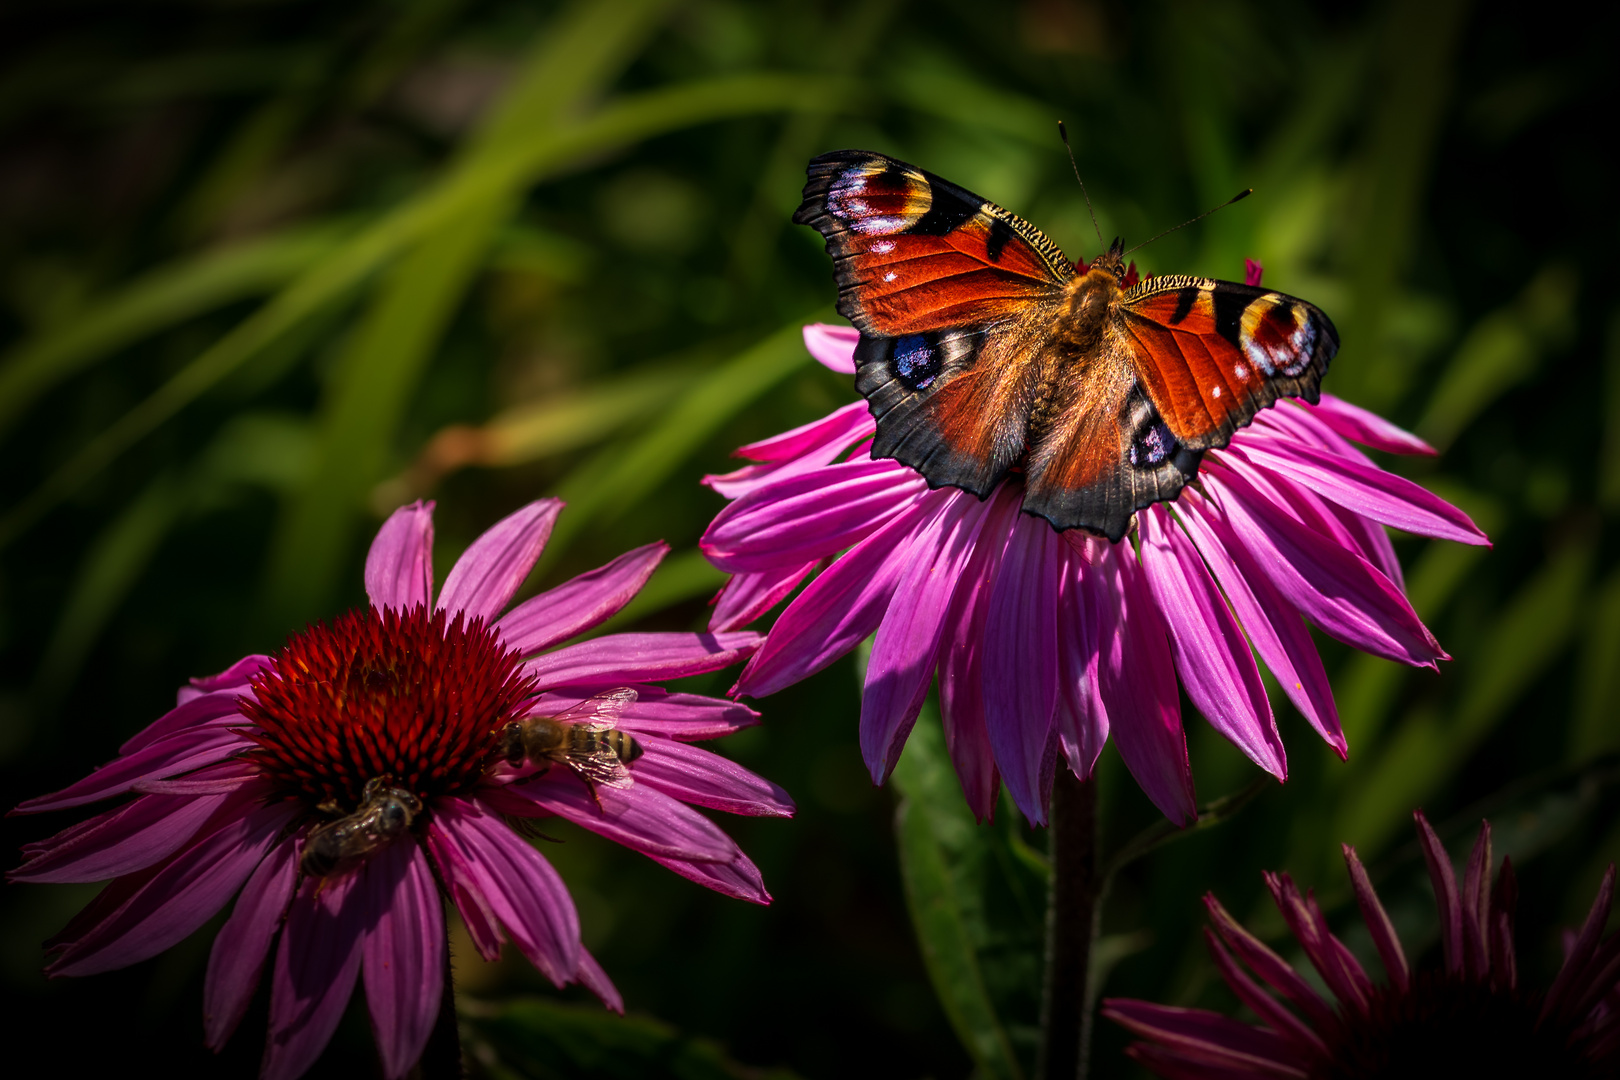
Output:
[{"left": 795, "top": 150, "right": 1340, "bottom": 541}]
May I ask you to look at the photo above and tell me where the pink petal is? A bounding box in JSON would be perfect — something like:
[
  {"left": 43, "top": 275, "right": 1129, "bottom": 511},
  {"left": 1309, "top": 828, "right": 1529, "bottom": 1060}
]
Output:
[
  {"left": 649, "top": 849, "right": 771, "bottom": 904},
  {"left": 1461, "top": 822, "right": 1493, "bottom": 980},
  {"left": 983, "top": 514, "right": 1063, "bottom": 825},
  {"left": 205, "top": 836, "right": 298, "bottom": 1049},
  {"left": 1203, "top": 893, "right": 1338, "bottom": 1032},
  {"left": 934, "top": 489, "right": 1022, "bottom": 821},
  {"left": 708, "top": 561, "right": 820, "bottom": 632},
  {"left": 133, "top": 756, "right": 262, "bottom": 794},
  {"left": 17, "top": 726, "right": 254, "bottom": 814},
  {"left": 1415, "top": 809, "right": 1465, "bottom": 975},
  {"left": 502, "top": 772, "right": 739, "bottom": 863},
  {"left": 179, "top": 654, "right": 270, "bottom": 704},
  {"left": 1264, "top": 871, "right": 1372, "bottom": 1013},
  {"left": 576, "top": 949, "right": 623, "bottom": 1013},
  {"left": 13, "top": 778, "right": 268, "bottom": 883},
  {"left": 1204, "top": 931, "right": 1330, "bottom": 1058},
  {"left": 1204, "top": 465, "right": 1446, "bottom": 668},
  {"left": 524, "top": 631, "right": 760, "bottom": 688},
  {"left": 1244, "top": 258, "right": 1263, "bottom": 287},
  {"left": 263, "top": 873, "right": 366, "bottom": 1080},
  {"left": 701, "top": 457, "right": 926, "bottom": 573},
  {"left": 1103, "top": 999, "right": 1302, "bottom": 1072},
  {"left": 1096, "top": 546, "right": 1195, "bottom": 826},
  {"left": 1342, "top": 843, "right": 1410, "bottom": 992},
  {"left": 496, "top": 542, "right": 668, "bottom": 655},
  {"left": 860, "top": 495, "right": 989, "bottom": 785},
  {"left": 47, "top": 798, "right": 298, "bottom": 977},
  {"left": 629, "top": 739, "right": 795, "bottom": 817},
  {"left": 1229, "top": 436, "right": 1488, "bottom": 545},
  {"left": 803, "top": 322, "right": 859, "bottom": 374},
  {"left": 120, "top": 686, "right": 249, "bottom": 755},
  {"left": 734, "top": 493, "right": 944, "bottom": 698},
  {"left": 1296, "top": 395, "right": 1437, "bottom": 456},
  {"left": 436, "top": 499, "right": 563, "bottom": 622},
  {"left": 1173, "top": 490, "right": 1344, "bottom": 756},
  {"left": 531, "top": 687, "right": 760, "bottom": 741},
  {"left": 425, "top": 798, "right": 579, "bottom": 984},
  {"left": 1054, "top": 548, "right": 1109, "bottom": 783},
  {"left": 366, "top": 501, "right": 436, "bottom": 611},
  {"left": 362, "top": 837, "right": 443, "bottom": 1080},
  {"left": 725, "top": 399, "right": 871, "bottom": 465},
  {"left": 1139, "top": 506, "right": 1284, "bottom": 780}
]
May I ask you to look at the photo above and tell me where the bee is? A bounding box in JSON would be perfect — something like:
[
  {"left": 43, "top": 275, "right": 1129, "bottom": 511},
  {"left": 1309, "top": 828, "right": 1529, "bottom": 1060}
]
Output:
[
  {"left": 499, "top": 687, "right": 643, "bottom": 798},
  {"left": 300, "top": 776, "right": 423, "bottom": 879}
]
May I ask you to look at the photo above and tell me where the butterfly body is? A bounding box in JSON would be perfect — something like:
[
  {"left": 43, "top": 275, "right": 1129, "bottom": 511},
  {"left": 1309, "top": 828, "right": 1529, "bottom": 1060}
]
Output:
[{"left": 795, "top": 151, "right": 1339, "bottom": 541}]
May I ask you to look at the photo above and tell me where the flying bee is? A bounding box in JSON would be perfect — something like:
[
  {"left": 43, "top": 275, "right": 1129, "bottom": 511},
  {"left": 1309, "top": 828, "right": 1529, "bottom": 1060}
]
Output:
[
  {"left": 500, "top": 687, "right": 643, "bottom": 798},
  {"left": 300, "top": 776, "right": 423, "bottom": 879}
]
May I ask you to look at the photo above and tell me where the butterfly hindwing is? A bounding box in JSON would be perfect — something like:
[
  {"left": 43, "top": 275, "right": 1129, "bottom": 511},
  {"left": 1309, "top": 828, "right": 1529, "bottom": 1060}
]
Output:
[{"left": 1116, "top": 275, "right": 1339, "bottom": 450}]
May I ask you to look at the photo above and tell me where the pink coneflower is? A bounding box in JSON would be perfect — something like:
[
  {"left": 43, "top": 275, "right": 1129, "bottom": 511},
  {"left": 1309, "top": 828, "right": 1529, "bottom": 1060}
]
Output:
[
  {"left": 11, "top": 499, "right": 788, "bottom": 1080},
  {"left": 1103, "top": 811, "right": 1620, "bottom": 1078},
  {"left": 700, "top": 294, "right": 1488, "bottom": 827}
]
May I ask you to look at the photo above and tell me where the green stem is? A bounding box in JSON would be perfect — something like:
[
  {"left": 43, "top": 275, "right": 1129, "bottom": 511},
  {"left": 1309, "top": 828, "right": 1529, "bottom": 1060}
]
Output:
[{"left": 1036, "top": 769, "right": 1100, "bottom": 1080}]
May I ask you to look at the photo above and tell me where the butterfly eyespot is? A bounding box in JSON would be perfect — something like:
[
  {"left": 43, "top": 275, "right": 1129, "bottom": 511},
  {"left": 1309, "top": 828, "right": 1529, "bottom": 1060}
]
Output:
[
  {"left": 893, "top": 334, "right": 939, "bottom": 390},
  {"left": 1129, "top": 420, "right": 1177, "bottom": 467}
]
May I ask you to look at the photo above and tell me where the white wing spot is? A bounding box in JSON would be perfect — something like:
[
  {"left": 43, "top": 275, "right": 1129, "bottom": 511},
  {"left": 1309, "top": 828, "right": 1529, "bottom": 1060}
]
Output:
[
  {"left": 871, "top": 239, "right": 896, "bottom": 254},
  {"left": 882, "top": 271, "right": 897, "bottom": 282},
  {"left": 1211, "top": 386, "right": 1222, "bottom": 398},
  {"left": 1234, "top": 364, "right": 1249, "bottom": 379}
]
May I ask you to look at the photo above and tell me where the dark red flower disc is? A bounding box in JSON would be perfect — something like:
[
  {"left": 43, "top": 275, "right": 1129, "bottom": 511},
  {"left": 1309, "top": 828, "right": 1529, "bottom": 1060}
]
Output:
[{"left": 240, "top": 604, "right": 534, "bottom": 807}]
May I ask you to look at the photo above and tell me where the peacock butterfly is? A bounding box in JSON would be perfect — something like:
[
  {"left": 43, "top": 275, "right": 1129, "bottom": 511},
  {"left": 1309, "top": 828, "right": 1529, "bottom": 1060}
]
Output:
[{"left": 793, "top": 150, "right": 1339, "bottom": 542}]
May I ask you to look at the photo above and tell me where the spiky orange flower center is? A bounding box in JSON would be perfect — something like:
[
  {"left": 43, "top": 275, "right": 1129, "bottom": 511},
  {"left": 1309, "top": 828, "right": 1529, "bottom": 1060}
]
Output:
[{"left": 240, "top": 604, "right": 534, "bottom": 807}]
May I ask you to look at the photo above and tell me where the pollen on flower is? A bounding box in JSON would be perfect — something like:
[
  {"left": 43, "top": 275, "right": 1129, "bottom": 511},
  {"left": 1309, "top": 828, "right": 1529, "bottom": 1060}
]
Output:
[{"left": 239, "top": 604, "right": 534, "bottom": 807}]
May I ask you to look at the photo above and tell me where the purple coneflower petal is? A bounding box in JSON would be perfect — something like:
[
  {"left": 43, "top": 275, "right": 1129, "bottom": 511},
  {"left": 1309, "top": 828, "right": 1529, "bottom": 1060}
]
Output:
[
  {"left": 426, "top": 798, "right": 580, "bottom": 984},
  {"left": 1342, "top": 843, "right": 1410, "bottom": 991},
  {"left": 650, "top": 849, "right": 771, "bottom": 904},
  {"left": 1203, "top": 893, "right": 1340, "bottom": 1031},
  {"left": 702, "top": 457, "right": 924, "bottom": 573},
  {"left": 497, "top": 542, "right": 669, "bottom": 655},
  {"left": 1264, "top": 872, "right": 1372, "bottom": 1014},
  {"left": 1103, "top": 999, "right": 1305, "bottom": 1076},
  {"left": 1205, "top": 465, "right": 1446, "bottom": 668},
  {"left": 1140, "top": 506, "right": 1284, "bottom": 780},
  {"left": 17, "top": 725, "right": 252, "bottom": 814},
  {"left": 1232, "top": 436, "right": 1488, "bottom": 545},
  {"left": 1414, "top": 809, "right": 1466, "bottom": 974},
  {"left": 362, "top": 837, "right": 443, "bottom": 1080},
  {"left": 133, "top": 757, "right": 262, "bottom": 794},
  {"left": 533, "top": 687, "right": 760, "bottom": 741},
  {"left": 1244, "top": 258, "right": 1264, "bottom": 287},
  {"left": 630, "top": 740, "right": 795, "bottom": 817},
  {"left": 205, "top": 836, "right": 297, "bottom": 1048},
  {"left": 366, "top": 500, "right": 436, "bottom": 611},
  {"left": 1204, "top": 930, "right": 1330, "bottom": 1057},
  {"left": 576, "top": 949, "right": 624, "bottom": 1013},
  {"left": 735, "top": 496, "right": 943, "bottom": 698},
  {"left": 1174, "top": 492, "right": 1343, "bottom": 755},
  {"left": 179, "top": 654, "right": 270, "bottom": 703},
  {"left": 263, "top": 872, "right": 366, "bottom": 1080},
  {"left": 119, "top": 687, "right": 248, "bottom": 755},
  {"left": 500, "top": 774, "right": 738, "bottom": 864},
  {"left": 1461, "top": 822, "right": 1494, "bottom": 979},
  {"left": 435, "top": 498, "right": 562, "bottom": 622},
  {"left": 708, "top": 561, "right": 821, "bottom": 632},
  {"left": 525, "top": 631, "right": 761, "bottom": 687},
  {"left": 861, "top": 496, "right": 988, "bottom": 785},
  {"left": 1543, "top": 864, "right": 1616, "bottom": 1025},
  {"left": 984, "top": 515, "right": 1063, "bottom": 824},
  {"left": 47, "top": 798, "right": 297, "bottom": 977},
  {"left": 1097, "top": 546, "right": 1196, "bottom": 826},
  {"left": 14, "top": 790, "right": 237, "bottom": 883},
  {"left": 803, "top": 322, "right": 859, "bottom": 373},
  {"left": 723, "top": 398, "right": 871, "bottom": 466},
  {"left": 1054, "top": 540, "right": 1109, "bottom": 783},
  {"left": 1295, "top": 395, "right": 1437, "bottom": 457},
  {"left": 933, "top": 495, "right": 1020, "bottom": 821}
]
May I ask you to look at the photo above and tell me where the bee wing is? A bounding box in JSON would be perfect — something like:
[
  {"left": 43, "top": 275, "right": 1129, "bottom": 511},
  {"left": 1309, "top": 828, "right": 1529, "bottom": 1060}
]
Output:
[
  {"left": 545, "top": 686, "right": 639, "bottom": 727},
  {"left": 563, "top": 749, "right": 634, "bottom": 790}
]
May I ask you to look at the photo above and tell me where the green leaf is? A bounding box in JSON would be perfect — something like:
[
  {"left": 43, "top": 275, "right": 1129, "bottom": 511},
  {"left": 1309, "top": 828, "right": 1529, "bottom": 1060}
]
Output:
[
  {"left": 0, "top": 71, "right": 852, "bottom": 548},
  {"left": 891, "top": 705, "right": 1042, "bottom": 1080},
  {"left": 0, "top": 223, "right": 343, "bottom": 436},
  {"left": 463, "top": 996, "right": 801, "bottom": 1080}
]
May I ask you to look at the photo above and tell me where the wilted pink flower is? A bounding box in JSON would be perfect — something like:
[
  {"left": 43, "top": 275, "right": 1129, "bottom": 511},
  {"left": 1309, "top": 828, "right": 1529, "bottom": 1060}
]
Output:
[
  {"left": 1104, "top": 812, "right": 1620, "bottom": 1078},
  {"left": 701, "top": 299, "right": 1488, "bottom": 826},
  {"left": 11, "top": 499, "right": 787, "bottom": 1080}
]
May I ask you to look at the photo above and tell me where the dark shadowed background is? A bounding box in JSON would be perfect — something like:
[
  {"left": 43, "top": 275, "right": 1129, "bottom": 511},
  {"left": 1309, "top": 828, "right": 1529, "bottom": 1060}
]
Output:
[{"left": 1, "top": 1, "right": 1616, "bottom": 1076}]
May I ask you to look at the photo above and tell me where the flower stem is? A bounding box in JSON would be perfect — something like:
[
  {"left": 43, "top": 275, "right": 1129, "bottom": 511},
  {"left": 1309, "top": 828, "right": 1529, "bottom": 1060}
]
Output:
[
  {"left": 417, "top": 936, "right": 464, "bottom": 1079},
  {"left": 1036, "top": 769, "right": 1100, "bottom": 1080}
]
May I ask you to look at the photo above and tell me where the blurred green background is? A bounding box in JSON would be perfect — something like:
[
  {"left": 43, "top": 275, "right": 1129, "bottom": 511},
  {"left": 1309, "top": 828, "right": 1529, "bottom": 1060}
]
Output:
[{"left": 1, "top": 1, "right": 1615, "bottom": 1077}]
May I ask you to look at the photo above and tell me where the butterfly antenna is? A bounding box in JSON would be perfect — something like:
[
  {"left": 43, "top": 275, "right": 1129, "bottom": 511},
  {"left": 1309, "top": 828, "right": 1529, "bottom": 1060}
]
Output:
[
  {"left": 1058, "top": 121, "right": 1104, "bottom": 249},
  {"left": 1123, "top": 188, "right": 1253, "bottom": 256}
]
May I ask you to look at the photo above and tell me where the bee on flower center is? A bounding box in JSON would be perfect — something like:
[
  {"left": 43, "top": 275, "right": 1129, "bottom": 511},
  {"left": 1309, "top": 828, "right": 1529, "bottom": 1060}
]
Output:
[
  {"left": 499, "top": 687, "right": 643, "bottom": 799},
  {"left": 299, "top": 775, "right": 423, "bottom": 879}
]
